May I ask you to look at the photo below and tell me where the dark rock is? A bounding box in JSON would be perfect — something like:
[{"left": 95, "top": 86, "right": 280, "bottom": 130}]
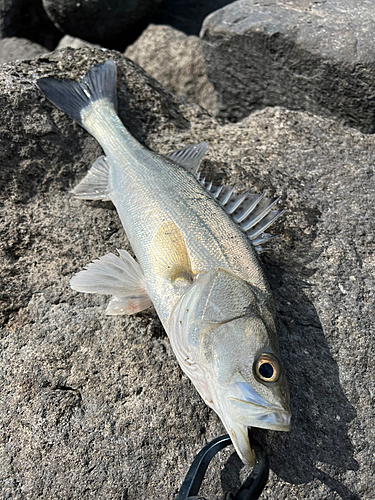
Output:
[
  {"left": 201, "top": 0, "right": 375, "bottom": 133},
  {"left": 125, "top": 24, "right": 217, "bottom": 114},
  {"left": 0, "top": 37, "right": 48, "bottom": 64},
  {"left": 0, "top": 47, "right": 374, "bottom": 499},
  {"left": 0, "top": 0, "right": 62, "bottom": 50},
  {"left": 42, "top": 0, "right": 162, "bottom": 51},
  {"left": 153, "top": 0, "right": 235, "bottom": 36}
]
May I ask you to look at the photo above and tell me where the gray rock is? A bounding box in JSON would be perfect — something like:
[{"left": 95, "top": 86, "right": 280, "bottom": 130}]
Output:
[
  {"left": 0, "top": 37, "right": 48, "bottom": 64},
  {"left": 0, "top": 0, "right": 62, "bottom": 50},
  {"left": 201, "top": 0, "right": 375, "bottom": 133},
  {"left": 56, "top": 34, "right": 101, "bottom": 50},
  {"left": 42, "top": 0, "right": 163, "bottom": 50},
  {"left": 0, "top": 47, "right": 374, "bottom": 499},
  {"left": 125, "top": 24, "right": 217, "bottom": 114}
]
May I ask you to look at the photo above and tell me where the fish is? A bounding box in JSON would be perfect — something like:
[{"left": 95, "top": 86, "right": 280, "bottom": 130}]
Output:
[{"left": 37, "top": 59, "right": 291, "bottom": 466}]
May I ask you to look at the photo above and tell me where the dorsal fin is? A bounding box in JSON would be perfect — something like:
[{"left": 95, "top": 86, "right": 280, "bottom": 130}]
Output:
[
  {"left": 165, "top": 142, "right": 207, "bottom": 174},
  {"left": 197, "top": 175, "right": 284, "bottom": 250}
]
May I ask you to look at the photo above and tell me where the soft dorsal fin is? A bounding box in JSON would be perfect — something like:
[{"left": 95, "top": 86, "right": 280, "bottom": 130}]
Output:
[
  {"left": 70, "top": 249, "right": 152, "bottom": 315},
  {"left": 197, "top": 174, "right": 284, "bottom": 251},
  {"left": 150, "top": 220, "right": 193, "bottom": 283},
  {"left": 71, "top": 156, "right": 111, "bottom": 201},
  {"left": 165, "top": 142, "right": 207, "bottom": 174}
]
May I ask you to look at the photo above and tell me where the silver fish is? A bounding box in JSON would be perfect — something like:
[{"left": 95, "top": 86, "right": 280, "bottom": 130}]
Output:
[{"left": 37, "top": 60, "right": 291, "bottom": 466}]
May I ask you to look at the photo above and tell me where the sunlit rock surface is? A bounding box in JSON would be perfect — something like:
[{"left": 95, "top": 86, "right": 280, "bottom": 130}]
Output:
[{"left": 0, "top": 47, "right": 374, "bottom": 499}]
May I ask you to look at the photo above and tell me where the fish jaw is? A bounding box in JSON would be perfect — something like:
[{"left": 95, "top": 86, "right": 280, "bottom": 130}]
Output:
[
  {"left": 224, "top": 381, "right": 291, "bottom": 431},
  {"left": 212, "top": 382, "right": 291, "bottom": 466},
  {"left": 226, "top": 398, "right": 291, "bottom": 431}
]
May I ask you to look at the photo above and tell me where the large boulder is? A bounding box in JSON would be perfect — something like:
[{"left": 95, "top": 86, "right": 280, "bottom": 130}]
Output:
[
  {"left": 201, "top": 0, "right": 375, "bottom": 132},
  {"left": 0, "top": 47, "right": 374, "bottom": 499},
  {"left": 0, "top": 0, "right": 62, "bottom": 50},
  {"left": 125, "top": 24, "right": 217, "bottom": 114},
  {"left": 42, "top": 0, "right": 163, "bottom": 51},
  {"left": 0, "top": 37, "right": 48, "bottom": 65},
  {"left": 152, "top": 0, "right": 235, "bottom": 36}
]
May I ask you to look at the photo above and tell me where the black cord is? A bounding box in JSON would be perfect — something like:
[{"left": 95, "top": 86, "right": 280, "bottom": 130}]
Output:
[{"left": 175, "top": 432, "right": 269, "bottom": 500}]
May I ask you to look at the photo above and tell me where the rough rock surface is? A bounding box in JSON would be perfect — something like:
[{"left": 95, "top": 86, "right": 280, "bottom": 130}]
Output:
[
  {"left": 0, "top": 37, "right": 48, "bottom": 65},
  {"left": 0, "top": 0, "right": 62, "bottom": 50},
  {"left": 42, "top": 0, "right": 163, "bottom": 50},
  {"left": 201, "top": 0, "right": 375, "bottom": 133},
  {"left": 1, "top": 48, "right": 374, "bottom": 499},
  {"left": 125, "top": 24, "right": 217, "bottom": 114}
]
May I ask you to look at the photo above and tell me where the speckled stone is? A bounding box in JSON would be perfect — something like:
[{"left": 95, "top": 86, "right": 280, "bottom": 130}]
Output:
[
  {"left": 125, "top": 24, "right": 217, "bottom": 114},
  {"left": 0, "top": 37, "right": 48, "bottom": 65},
  {"left": 0, "top": 47, "right": 374, "bottom": 499},
  {"left": 201, "top": 0, "right": 375, "bottom": 133}
]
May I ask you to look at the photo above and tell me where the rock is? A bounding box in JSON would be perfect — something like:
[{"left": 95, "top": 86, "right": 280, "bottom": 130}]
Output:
[
  {"left": 0, "top": 47, "right": 374, "bottom": 499},
  {"left": 201, "top": 0, "right": 375, "bottom": 133},
  {"left": 56, "top": 34, "right": 101, "bottom": 50},
  {"left": 0, "top": 37, "right": 48, "bottom": 64},
  {"left": 125, "top": 24, "right": 217, "bottom": 114},
  {"left": 0, "top": 0, "right": 62, "bottom": 50},
  {"left": 42, "top": 0, "right": 163, "bottom": 51},
  {"left": 152, "top": 0, "right": 235, "bottom": 36}
]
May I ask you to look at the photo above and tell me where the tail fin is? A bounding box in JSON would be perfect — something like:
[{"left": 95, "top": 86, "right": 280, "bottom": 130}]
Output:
[{"left": 37, "top": 59, "right": 117, "bottom": 129}]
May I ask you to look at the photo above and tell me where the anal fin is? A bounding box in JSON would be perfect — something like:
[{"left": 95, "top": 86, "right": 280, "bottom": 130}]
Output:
[
  {"left": 70, "top": 249, "right": 152, "bottom": 315},
  {"left": 106, "top": 295, "right": 152, "bottom": 316},
  {"left": 72, "top": 156, "right": 111, "bottom": 201}
]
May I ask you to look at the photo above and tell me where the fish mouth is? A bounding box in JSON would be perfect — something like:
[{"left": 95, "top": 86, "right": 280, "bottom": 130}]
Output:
[
  {"left": 253, "top": 409, "right": 291, "bottom": 431},
  {"left": 226, "top": 382, "right": 291, "bottom": 431},
  {"left": 226, "top": 412, "right": 290, "bottom": 466},
  {"left": 227, "top": 395, "right": 291, "bottom": 431}
]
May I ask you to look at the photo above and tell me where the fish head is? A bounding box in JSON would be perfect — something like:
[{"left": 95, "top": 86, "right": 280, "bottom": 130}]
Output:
[
  {"left": 169, "top": 267, "right": 291, "bottom": 466},
  {"left": 215, "top": 318, "right": 291, "bottom": 465}
]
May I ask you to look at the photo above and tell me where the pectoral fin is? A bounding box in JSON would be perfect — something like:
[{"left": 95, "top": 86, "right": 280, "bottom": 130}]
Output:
[
  {"left": 70, "top": 249, "right": 152, "bottom": 315},
  {"left": 150, "top": 220, "right": 193, "bottom": 283}
]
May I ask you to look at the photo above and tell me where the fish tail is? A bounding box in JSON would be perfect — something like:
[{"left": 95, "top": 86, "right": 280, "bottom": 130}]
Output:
[{"left": 37, "top": 60, "right": 117, "bottom": 131}]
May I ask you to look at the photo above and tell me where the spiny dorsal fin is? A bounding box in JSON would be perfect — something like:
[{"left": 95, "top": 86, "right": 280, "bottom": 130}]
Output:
[
  {"left": 71, "top": 156, "right": 111, "bottom": 201},
  {"left": 165, "top": 142, "right": 207, "bottom": 174},
  {"left": 70, "top": 249, "right": 152, "bottom": 315},
  {"left": 150, "top": 220, "right": 193, "bottom": 283},
  {"left": 197, "top": 175, "right": 284, "bottom": 248}
]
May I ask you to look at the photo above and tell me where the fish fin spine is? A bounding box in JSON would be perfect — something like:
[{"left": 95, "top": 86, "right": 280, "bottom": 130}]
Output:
[
  {"left": 37, "top": 59, "right": 117, "bottom": 130},
  {"left": 197, "top": 174, "right": 284, "bottom": 246},
  {"left": 70, "top": 249, "right": 152, "bottom": 315},
  {"left": 72, "top": 156, "right": 111, "bottom": 200}
]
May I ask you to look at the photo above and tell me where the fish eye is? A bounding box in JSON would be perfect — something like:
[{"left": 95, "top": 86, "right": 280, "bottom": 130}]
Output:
[{"left": 254, "top": 353, "right": 280, "bottom": 383}]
